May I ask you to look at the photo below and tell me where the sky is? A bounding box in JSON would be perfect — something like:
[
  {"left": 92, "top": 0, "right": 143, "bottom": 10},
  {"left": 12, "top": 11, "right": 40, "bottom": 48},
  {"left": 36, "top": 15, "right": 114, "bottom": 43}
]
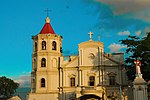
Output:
[{"left": 0, "top": 0, "right": 150, "bottom": 87}]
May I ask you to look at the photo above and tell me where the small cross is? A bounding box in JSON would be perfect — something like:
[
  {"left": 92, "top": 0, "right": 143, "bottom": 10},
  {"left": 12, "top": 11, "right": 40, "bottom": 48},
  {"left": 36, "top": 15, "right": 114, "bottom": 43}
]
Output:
[
  {"left": 45, "top": 8, "right": 51, "bottom": 17},
  {"left": 88, "top": 31, "right": 93, "bottom": 41}
]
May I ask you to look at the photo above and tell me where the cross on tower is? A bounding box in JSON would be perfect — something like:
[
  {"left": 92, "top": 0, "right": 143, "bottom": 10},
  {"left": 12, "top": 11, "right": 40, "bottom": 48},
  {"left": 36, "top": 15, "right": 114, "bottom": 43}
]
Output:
[
  {"left": 88, "top": 31, "right": 93, "bottom": 41},
  {"left": 45, "top": 8, "right": 51, "bottom": 17}
]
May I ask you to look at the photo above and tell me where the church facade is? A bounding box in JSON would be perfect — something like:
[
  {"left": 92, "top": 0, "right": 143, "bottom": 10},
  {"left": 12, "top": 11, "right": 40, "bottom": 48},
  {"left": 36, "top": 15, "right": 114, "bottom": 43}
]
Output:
[{"left": 27, "top": 17, "right": 129, "bottom": 100}]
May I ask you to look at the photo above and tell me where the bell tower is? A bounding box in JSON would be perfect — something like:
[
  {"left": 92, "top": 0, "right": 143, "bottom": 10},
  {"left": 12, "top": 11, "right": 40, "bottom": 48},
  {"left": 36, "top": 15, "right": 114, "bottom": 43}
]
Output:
[{"left": 31, "top": 17, "right": 62, "bottom": 93}]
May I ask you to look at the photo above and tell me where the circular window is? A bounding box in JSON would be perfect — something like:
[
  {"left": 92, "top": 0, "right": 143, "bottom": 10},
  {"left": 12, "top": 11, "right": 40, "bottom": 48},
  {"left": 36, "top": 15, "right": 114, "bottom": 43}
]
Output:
[{"left": 88, "top": 53, "right": 95, "bottom": 59}]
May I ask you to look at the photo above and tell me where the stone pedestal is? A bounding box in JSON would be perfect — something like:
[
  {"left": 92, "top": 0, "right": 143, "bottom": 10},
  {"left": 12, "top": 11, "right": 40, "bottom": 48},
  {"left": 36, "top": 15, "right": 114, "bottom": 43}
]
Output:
[{"left": 133, "top": 77, "right": 148, "bottom": 100}]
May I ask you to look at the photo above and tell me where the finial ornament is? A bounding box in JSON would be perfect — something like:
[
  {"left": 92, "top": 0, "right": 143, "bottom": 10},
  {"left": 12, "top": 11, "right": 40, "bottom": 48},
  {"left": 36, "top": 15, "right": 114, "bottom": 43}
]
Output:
[
  {"left": 134, "top": 59, "right": 142, "bottom": 78},
  {"left": 88, "top": 31, "right": 93, "bottom": 41},
  {"left": 46, "top": 17, "right": 50, "bottom": 23}
]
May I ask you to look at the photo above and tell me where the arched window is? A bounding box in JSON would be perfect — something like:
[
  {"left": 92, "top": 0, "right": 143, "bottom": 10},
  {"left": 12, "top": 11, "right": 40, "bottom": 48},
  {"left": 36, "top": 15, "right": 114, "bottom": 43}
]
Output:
[
  {"left": 34, "top": 59, "right": 36, "bottom": 70},
  {"left": 42, "top": 41, "right": 46, "bottom": 50},
  {"left": 34, "top": 42, "right": 37, "bottom": 51},
  {"left": 109, "top": 76, "right": 116, "bottom": 85},
  {"left": 89, "top": 76, "right": 95, "bottom": 86},
  {"left": 70, "top": 77, "right": 75, "bottom": 87},
  {"left": 60, "top": 47, "right": 62, "bottom": 53},
  {"left": 41, "top": 58, "right": 46, "bottom": 67},
  {"left": 108, "top": 72, "right": 116, "bottom": 85},
  {"left": 41, "top": 78, "right": 45, "bottom": 87},
  {"left": 52, "top": 41, "right": 57, "bottom": 50}
]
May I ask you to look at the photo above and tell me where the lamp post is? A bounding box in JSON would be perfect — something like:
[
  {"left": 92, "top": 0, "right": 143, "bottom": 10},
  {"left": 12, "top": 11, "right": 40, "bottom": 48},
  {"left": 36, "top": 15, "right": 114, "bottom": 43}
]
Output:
[{"left": 120, "top": 85, "right": 122, "bottom": 100}]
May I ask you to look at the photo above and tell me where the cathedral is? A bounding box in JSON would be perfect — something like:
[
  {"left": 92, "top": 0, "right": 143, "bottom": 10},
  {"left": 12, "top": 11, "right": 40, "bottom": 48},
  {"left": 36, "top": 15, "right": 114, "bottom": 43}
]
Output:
[{"left": 27, "top": 17, "right": 129, "bottom": 100}]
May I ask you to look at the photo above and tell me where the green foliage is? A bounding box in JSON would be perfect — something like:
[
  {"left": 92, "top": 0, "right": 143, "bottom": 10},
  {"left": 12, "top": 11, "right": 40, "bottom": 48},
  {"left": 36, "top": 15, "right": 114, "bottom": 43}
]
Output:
[
  {"left": 120, "top": 32, "right": 150, "bottom": 81},
  {"left": 0, "top": 76, "right": 19, "bottom": 98}
]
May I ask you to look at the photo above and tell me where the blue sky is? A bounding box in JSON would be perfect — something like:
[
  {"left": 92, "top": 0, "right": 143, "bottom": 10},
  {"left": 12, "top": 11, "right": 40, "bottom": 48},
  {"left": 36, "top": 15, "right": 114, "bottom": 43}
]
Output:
[{"left": 0, "top": 0, "right": 150, "bottom": 87}]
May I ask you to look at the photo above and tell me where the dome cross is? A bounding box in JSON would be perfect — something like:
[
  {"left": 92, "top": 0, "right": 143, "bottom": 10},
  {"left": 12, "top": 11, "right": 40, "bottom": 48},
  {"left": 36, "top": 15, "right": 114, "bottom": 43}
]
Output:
[
  {"left": 88, "top": 31, "right": 93, "bottom": 41},
  {"left": 45, "top": 8, "right": 51, "bottom": 17}
]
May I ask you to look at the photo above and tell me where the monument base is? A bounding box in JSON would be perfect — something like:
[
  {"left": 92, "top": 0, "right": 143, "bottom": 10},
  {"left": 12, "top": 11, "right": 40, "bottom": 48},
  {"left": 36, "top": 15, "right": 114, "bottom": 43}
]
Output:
[{"left": 133, "top": 77, "right": 148, "bottom": 100}]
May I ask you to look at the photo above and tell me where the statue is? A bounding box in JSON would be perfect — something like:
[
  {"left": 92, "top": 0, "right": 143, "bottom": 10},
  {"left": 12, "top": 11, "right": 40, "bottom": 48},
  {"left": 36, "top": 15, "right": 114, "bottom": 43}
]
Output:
[
  {"left": 134, "top": 59, "right": 142, "bottom": 78},
  {"left": 133, "top": 59, "right": 148, "bottom": 100}
]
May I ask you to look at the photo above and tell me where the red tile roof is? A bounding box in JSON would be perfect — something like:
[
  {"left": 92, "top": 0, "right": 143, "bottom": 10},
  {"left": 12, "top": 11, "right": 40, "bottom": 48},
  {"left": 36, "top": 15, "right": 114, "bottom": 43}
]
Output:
[{"left": 40, "top": 17, "right": 55, "bottom": 34}]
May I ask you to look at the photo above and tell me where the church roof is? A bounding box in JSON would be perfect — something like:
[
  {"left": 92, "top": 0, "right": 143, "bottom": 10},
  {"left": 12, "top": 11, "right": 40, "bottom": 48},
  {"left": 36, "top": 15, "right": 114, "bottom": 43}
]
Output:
[{"left": 40, "top": 17, "right": 55, "bottom": 34}]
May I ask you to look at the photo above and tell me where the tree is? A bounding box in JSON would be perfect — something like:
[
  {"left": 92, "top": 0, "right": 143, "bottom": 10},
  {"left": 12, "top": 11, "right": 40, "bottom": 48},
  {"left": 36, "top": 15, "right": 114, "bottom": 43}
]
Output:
[
  {"left": 120, "top": 32, "right": 150, "bottom": 81},
  {"left": 0, "top": 76, "right": 19, "bottom": 98}
]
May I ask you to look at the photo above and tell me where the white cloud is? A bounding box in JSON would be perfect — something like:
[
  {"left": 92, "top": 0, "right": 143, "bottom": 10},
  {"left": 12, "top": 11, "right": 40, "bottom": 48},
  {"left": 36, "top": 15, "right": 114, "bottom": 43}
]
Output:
[
  {"left": 144, "top": 27, "right": 150, "bottom": 33},
  {"left": 142, "top": 27, "right": 150, "bottom": 37},
  {"left": 13, "top": 74, "right": 31, "bottom": 87},
  {"left": 96, "top": 0, "right": 150, "bottom": 21},
  {"left": 132, "top": 27, "right": 150, "bottom": 38},
  {"left": 118, "top": 31, "right": 130, "bottom": 36},
  {"left": 135, "top": 30, "right": 141, "bottom": 36},
  {"left": 108, "top": 43, "right": 126, "bottom": 53}
]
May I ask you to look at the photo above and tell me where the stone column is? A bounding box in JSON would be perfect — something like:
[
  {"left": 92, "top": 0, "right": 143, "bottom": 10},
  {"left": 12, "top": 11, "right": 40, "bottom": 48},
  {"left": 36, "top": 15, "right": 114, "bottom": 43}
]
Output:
[{"left": 133, "top": 60, "right": 148, "bottom": 100}]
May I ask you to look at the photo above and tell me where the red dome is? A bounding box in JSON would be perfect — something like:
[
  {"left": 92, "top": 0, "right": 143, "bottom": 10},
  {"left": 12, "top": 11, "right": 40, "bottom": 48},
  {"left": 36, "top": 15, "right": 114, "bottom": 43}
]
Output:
[{"left": 40, "top": 17, "right": 55, "bottom": 34}]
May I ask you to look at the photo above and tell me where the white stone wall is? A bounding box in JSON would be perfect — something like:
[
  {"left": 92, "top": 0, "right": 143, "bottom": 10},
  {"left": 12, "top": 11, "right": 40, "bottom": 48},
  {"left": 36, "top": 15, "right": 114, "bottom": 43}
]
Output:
[{"left": 29, "top": 35, "right": 127, "bottom": 100}]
